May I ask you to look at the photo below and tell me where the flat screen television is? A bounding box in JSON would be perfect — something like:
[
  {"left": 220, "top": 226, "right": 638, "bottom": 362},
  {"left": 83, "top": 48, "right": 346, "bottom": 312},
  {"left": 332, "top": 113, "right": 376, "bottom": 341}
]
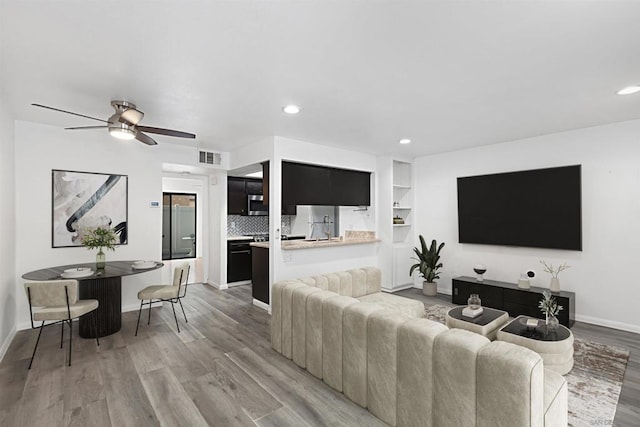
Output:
[{"left": 457, "top": 165, "right": 582, "bottom": 251}]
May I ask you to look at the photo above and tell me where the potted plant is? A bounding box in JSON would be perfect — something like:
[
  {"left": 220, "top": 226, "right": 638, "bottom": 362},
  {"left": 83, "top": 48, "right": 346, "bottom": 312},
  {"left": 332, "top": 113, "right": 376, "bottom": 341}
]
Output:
[
  {"left": 538, "top": 290, "right": 563, "bottom": 330},
  {"left": 82, "top": 227, "right": 117, "bottom": 269},
  {"left": 409, "top": 235, "right": 445, "bottom": 296}
]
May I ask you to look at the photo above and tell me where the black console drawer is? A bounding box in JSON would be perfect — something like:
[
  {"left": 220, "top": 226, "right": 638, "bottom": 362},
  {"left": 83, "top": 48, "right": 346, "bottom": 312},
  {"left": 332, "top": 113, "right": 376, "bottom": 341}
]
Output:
[{"left": 452, "top": 279, "right": 503, "bottom": 308}]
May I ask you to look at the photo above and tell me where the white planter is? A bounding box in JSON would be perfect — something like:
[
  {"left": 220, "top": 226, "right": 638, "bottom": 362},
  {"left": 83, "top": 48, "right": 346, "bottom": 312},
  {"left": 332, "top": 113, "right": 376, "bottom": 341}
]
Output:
[{"left": 423, "top": 281, "right": 437, "bottom": 296}]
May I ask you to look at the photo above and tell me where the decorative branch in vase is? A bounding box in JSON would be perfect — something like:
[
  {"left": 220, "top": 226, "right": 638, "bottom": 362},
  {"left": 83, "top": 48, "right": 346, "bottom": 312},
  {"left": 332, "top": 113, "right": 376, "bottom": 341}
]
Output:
[
  {"left": 540, "top": 260, "right": 570, "bottom": 293},
  {"left": 82, "top": 227, "right": 117, "bottom": 269},
  {"left": 538, "top": 290, "right": 563, "bottom": 330}
]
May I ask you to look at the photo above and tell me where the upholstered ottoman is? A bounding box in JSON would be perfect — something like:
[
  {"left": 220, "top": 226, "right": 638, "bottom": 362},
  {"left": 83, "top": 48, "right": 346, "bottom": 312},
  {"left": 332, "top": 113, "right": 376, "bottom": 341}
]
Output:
[
  {"left": 445, "top": 306, "right": 509, "bottom": 340},
  {"left": 497, "top": 315, "right": 574, "bottom": 375}
]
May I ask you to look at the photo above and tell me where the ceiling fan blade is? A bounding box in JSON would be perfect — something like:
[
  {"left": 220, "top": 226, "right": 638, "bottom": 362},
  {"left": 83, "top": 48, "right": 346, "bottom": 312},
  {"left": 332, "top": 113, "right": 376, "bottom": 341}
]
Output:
[
  {"left": 65, "top": 125, "right": 109, "bottom": 130},
  {"left": 135, "top": 131, "right": 158, "bottom": 146},
  {"left": 32, "top": 103, "right": 110, "bottom": 123},
  {"left": 136, "top": 125, "right": 196, "bottom": 139},
  {"left": 120, "top": 108, "right": 144, "bottom": 125}
]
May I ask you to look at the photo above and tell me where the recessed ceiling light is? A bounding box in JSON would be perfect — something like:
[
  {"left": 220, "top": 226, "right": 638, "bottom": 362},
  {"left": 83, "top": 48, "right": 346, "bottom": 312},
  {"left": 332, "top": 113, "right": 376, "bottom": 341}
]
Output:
[
  {"left": 282, "top": 105, "right": 301, "bottom": 114},
  {"left": 617, "top": 85, "right": 640, "bottom": 95},
  {"left": 399, "top": 138, "right": 411, "bottom": 145}
]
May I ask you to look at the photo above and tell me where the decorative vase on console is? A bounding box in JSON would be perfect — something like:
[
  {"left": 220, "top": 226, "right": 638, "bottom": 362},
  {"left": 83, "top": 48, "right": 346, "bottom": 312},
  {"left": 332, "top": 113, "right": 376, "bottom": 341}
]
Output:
[
  {"left": 473, "top": 264, "right": 486, "bottom": 282},
  {"left": 81, "top": 226, "right": 118, "bottom": 270},
  {"left": 540, "top": 260, "right": 571, "bottom": 293}
]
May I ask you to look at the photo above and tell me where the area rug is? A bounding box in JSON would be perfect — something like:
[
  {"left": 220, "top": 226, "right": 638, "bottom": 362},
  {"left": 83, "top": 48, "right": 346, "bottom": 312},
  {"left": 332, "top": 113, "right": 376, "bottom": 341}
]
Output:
[{"left": 423, "top": 304, "right": 630, "bottom": 427}]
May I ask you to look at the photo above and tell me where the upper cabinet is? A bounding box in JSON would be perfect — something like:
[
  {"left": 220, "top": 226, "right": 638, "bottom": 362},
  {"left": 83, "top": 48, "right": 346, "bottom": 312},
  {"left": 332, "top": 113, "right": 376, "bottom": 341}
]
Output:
[
  {"left": 228, "top": 177, "right": 247, "bottom": 215},
  {"left": 282, "top": 161, "right": 371, "bottom": 207},
  {"left": 228, "top": 177, "right": 263, "bottom": 215}
]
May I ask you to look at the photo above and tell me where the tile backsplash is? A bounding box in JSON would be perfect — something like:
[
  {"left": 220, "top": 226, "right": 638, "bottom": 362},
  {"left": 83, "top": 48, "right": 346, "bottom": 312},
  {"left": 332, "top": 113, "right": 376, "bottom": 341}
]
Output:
[{"left": 227, "top": 215, "right": 292, "bottom": 236}]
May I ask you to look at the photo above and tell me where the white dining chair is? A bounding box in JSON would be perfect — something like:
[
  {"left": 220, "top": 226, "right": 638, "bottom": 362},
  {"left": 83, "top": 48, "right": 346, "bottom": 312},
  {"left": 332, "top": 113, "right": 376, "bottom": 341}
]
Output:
[
  {"left": 24, "top": 280, "right": 99, "bottom": 369},
  {"left": 135, "top": 262, "right": 190, "bottom": 335}
]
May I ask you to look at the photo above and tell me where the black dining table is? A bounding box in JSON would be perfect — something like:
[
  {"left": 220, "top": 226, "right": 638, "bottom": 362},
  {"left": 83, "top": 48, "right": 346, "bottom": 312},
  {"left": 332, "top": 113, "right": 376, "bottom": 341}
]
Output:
[{"left": 22, "top": 260, "right": 163, "bottom": 338}]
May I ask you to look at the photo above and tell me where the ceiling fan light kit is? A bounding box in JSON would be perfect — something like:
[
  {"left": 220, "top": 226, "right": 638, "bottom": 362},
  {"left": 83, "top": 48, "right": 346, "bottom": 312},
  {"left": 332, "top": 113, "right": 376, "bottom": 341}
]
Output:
[{"left": 32, "top": 100, "right": 196, "bottom": 146}]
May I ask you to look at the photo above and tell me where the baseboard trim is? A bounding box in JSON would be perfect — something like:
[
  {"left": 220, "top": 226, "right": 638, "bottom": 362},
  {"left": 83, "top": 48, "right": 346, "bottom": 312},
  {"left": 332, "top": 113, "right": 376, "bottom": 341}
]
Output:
[
  {"left": 252, "top": 299, "right": 270, "bottom": 313},
  {"left": 207, "top": 280, "right": 228, "bottom": 290},
  {"left": 575, "top": 314, "right": 640, "bottom": 334},
  {"left": 0, "top": 325, "right": 17, "bottom": 363},
  {"left": 382, "top": 284, "right": 415, "bottom": 293},
  {"left": 228, "top": 280, "right": 250, "bottom": 288}
]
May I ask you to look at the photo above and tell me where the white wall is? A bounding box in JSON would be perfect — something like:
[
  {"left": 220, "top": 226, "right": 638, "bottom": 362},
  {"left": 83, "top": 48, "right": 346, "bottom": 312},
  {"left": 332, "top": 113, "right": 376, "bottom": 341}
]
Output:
[
  {"left": 414, "top": 119, "right": 640, "bottom": 332},
  {"left": 0, "top": 98, "right": 16, "bottom": 358},
  {"left": 14, "top": 121, "right": 201, "bottom": 329}
]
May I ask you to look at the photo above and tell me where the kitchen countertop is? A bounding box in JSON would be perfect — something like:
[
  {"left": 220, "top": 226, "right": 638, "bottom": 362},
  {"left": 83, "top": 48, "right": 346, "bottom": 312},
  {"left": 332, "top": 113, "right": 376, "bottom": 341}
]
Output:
[
  {"left": 228, "top": 235, "right": 254, "bottom": 241},
  {"left": 250, "top": 242, "right": 270, "bottom": 249},
  {"left": 281, "top": 237, "right": 380, "bottom": 250}
]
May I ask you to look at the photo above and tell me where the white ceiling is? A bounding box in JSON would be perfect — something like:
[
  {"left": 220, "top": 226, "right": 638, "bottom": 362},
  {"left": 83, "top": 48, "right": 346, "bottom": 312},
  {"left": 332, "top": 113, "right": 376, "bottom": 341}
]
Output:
[{"left": 2, "top": 1, "right": 640, "bottom": 158}]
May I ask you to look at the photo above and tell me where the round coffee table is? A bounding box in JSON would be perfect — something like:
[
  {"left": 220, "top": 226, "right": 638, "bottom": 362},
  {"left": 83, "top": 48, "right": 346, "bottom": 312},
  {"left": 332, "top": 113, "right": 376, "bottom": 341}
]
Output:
[
  {"left": 496, "top": 315, "right": 574, "bottom": 375},
  {"left": 445, "top": 306, "right": 509, "bottom": 341}
]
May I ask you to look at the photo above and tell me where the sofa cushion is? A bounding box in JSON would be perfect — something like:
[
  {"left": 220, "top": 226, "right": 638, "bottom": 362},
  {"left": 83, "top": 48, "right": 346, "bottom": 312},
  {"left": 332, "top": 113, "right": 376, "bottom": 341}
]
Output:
[
  {"left": 476, "top": 341, "right": 544, "bottom": 427},
  {"left": 362, "top": 266, "right": 382, "bottom": 294},
  {"left": 543, "top": 369, "right": 568, "bottom": 427},
  {"left": 291, "top": 286, "right": 323, "bottom": 368},
  {"left": 367, "top": 310, "right": 412, "bottom": 427},
  {"left": 271, "top": 280, "right": 300, "bottom": 353},
  {"left": 343, "top": 302, "right": 385, "bottom": 407},
  {"left": 357, "top": 292, "right": 425, "bottom": 318},
  {"left": 348, "top": 269, "right": 368, "bottom": 297},
  {"left": 397, "top": 318, "right": 448, "bottom": 427},
  {"left": 322, "top": 295, "right": 359, "bottom": 392},
  {"left": 433, "top": 329, "right": 490, "bottom": 427},
  {"left": 281, "top": 282, "right": 307, "bottom": 359},
  {"left": 305, "top": 290, "right": 337, "bottom": 379}
]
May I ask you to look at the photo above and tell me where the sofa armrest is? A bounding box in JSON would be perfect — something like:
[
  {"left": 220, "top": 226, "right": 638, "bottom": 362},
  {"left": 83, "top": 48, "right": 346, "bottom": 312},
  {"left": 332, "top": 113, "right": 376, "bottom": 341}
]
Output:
[{"left": 543, "top": 369, "right": 568, "bottom": 427}]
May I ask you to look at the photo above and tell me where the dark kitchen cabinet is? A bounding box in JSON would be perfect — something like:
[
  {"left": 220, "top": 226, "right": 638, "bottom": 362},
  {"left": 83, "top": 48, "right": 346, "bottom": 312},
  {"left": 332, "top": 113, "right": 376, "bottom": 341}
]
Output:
[
  {"left": 251, "top": 245, "right": 269, "bottom": 304},
  {"left": 282, "top": 161, "right": 371, "bottom": 207},
  {"left": 331, "top": 168, "right": 371, "bottom": 206},
  {"left": 227, "top": 240, "right": 252, "bottom": 282},
  {"left": 245, "top": 179, "right": 263, "bottom": 195},
  {"left": 228, "top": 178, "right": 247, "bottom": 215},
  {"left": 282, "top": 162, "right": 332, "bottom": 206},
  {"left": 263, "top": 161, "right": 297, "bottom": 215}
]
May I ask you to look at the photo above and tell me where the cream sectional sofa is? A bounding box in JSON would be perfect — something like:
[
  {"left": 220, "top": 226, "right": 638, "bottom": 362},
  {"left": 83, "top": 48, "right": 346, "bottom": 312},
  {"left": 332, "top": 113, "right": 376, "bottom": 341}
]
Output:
[{"left": 271, "top": 267, "right": 568, "bottom": 427}]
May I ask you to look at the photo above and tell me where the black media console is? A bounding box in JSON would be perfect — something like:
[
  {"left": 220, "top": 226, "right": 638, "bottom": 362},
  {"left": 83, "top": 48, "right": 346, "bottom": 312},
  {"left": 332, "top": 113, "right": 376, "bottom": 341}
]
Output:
[{"left": 452, "top": 276, "right": 575, "bottom": 328}]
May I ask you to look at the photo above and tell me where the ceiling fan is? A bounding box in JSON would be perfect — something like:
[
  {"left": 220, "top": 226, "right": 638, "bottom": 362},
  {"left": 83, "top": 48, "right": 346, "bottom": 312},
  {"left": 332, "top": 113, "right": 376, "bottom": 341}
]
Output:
[{"left": 32, "top": 100, "right": 196, "bottom": 145}]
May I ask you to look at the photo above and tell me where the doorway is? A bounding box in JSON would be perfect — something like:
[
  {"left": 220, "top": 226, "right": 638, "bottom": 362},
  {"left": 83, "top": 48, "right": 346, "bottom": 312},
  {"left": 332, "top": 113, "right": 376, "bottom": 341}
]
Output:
[{"left": 162, "top": 192, "right": 197, "bottom": 260}]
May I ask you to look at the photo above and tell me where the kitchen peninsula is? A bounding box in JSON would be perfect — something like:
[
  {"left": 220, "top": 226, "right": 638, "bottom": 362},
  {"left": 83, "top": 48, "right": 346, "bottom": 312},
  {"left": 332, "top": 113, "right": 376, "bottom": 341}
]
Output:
[{"left": 250, "top": 231, "right": 379, "bottom": 307}]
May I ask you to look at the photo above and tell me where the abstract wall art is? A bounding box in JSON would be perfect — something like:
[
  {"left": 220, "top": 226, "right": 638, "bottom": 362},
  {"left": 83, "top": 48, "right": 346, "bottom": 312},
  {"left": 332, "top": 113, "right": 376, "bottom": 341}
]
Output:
[{"left": 52, "top": 169, "right": 128, "bottom": 248}]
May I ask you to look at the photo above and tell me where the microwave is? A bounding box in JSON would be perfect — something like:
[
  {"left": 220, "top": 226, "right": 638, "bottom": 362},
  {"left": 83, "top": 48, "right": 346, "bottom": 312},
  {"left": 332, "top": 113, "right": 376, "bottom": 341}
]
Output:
[{"left": 248, "top": 194, "right": 268, "bottom": 216}]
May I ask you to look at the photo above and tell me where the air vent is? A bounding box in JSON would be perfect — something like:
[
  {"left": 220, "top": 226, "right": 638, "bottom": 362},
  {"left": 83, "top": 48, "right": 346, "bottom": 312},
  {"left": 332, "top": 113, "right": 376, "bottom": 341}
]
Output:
[{"left": 198, "top": 150, "right": 222, "bottom": 166}]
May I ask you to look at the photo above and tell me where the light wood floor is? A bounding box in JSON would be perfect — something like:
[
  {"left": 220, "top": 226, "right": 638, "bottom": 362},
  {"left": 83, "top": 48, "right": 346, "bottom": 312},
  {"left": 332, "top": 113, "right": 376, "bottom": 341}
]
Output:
[
  {"left": 395, "top": 288, "right": 640, "bottom": 427},
  {"left": 1, "top": 285, "right": 638, "bottom": 426}
]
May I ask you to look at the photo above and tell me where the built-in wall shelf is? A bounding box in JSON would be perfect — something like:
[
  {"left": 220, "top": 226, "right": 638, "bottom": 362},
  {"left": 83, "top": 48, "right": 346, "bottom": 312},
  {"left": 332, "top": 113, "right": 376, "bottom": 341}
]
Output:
[
  {"left": 393, "top": 223, "right": 411, "bottom": 227},
  {"left": 393, "top": 206, "right": 412, "bottom": 210},
  {"left": 393, "top": 184, "right": 411, "bottom": 189}
]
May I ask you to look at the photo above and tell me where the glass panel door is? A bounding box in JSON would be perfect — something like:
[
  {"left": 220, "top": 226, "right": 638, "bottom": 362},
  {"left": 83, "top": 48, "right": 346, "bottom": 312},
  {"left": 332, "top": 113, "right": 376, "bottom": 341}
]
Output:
[{"left": 162, "top": 192, "right": 197, "bottom": 260}]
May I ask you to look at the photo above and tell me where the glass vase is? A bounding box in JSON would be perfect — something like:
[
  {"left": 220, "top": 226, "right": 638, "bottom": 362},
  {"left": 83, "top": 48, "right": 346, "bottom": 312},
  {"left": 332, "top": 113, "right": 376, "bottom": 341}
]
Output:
[
  {"left": 468, "top": 293, "right": 481, "bottom": 310},
  {"left": 545, "top": 313, "right": 559, "bottom": 331},
  {"left": 96, "top": 249, "right": 106, "bottom": 269}
]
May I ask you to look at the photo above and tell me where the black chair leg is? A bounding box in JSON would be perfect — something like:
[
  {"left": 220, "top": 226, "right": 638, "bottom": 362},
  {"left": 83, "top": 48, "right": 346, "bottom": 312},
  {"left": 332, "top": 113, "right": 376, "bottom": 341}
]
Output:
[
  {"left": 178, "top": 298, "right": 188, "bottom": 323},
  {"left": 60, "top": 321, "right": 64, "bottom": 349},
  {"left": 93, "top": 313, "right": 100, "bottom": 346},
  {"left": 171, "top": 301, "right": 180, "bottom": 333},
  {"left": 148, "top": 301, "right": 153, "bottom": 325},
  {"left": 68, "top": 319, "right": 72, "bottom": 367},
  {"left": 28, "top": 321, "right": 45, "bottom": 370},
  {"left": 135, "top": 300, "right": 143, "bottom": 336}
]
